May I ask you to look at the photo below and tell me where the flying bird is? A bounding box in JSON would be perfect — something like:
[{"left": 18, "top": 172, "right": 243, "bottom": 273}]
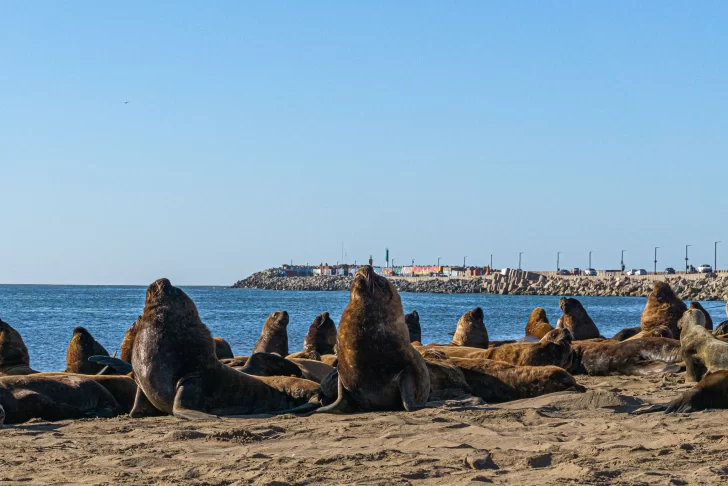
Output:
[{"left": 122, "top": 101, "right": 129, "bottom": 104}]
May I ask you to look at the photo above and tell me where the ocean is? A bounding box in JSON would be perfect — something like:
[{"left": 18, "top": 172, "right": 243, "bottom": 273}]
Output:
[{"left": 1, "top": 285, "right": 725, "bottom": 372}]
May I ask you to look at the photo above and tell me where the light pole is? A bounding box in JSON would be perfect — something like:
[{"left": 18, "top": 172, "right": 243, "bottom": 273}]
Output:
[
  {"left": 588, "top": 251, "right": 593, "bottom": 269},
  {"left": 490, "top": 254, "right": 493, "bottom": 269},
  {"left": 557, "top": 252, "right": 561, "bottom": 272},
  {"left": 621, "top": 250, "right": 626, "bottom": 273},
  {"left": 463, "top": 256, "right": 467, "bottom": 268},
  {"left": 518, "top": 252, "right": 523, "bottom": 271},
  {"left": 716, "top": 242, "right": 721, "bottom": 271},
  {"left": 437, "top": 256, "right": 441, "bottom": 268},
  {"left": 685, "top": 245, "right": 691, "bottom": 272},
  {"left": 654, "top": 247, "right": 659, "bottom": 274}
]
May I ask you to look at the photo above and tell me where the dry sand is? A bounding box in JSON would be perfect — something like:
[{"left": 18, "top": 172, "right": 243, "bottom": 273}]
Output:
[{"left": 2, "top": 373, "right": 727, "bottom": 485}]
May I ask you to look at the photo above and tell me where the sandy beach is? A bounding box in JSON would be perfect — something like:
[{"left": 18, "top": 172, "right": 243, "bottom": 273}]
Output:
[{"left": 2, "top": 372, "right": 725, "bottom": 485}]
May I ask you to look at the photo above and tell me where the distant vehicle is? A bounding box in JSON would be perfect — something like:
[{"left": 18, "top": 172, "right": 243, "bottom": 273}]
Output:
[
  {"left": 570, "top": 268, "right": 581, "bottom": 276},
  {"left": 583, "top": 268, "right": 597, "bottom": 276},
  {"left": 557, "top": 269, "right": 570, "bottom": 276},
  {"left": 664, "top": 267, "right": 676, "bottom": 275},
  {"left": 698, "top": 264, "right": 713, "bottom": 273},
  {"left": 625, "top": 269, "right": 636, "bottom": 276},
  {"left": 635, "top": 269, "right": 647, "bottom": 276}
]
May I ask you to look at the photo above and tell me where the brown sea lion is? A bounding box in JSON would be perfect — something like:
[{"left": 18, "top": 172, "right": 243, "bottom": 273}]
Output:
[
  {"left": 320, "top": 354, "right": 338, "bottom": 367},
  {"left": 678, "top": 308, "right": 728, "bottom": 383},
  {"left": 119, "top": 317, "right": 139, "bottom": 363},
  {"left": 316, "top": 266, "right": 430, "bottom": 413},
  {"left": 688, "top": 302, "right": 713, "bottom": 331},
  {"left": 236, "top": 352, "right": 303, "bottom": 378},
  {"left": 419, "top": 328, "right": 573, "bottom": 369},
  {"left": 640, "top": 281, "right": 687, "bottom": 338},
  {"left": 664, "top": 369, "right": 728, "bottom": 413},
  {"left": 525, "top": 307, "right": 554, "bottom": 339},
  {"left": 715, "top": 321, "right": 728, "bottom": 338},
  {"left": 213, "top": 337, "right": 234, "bottom": 359},
  {"left": 65, "top": 327, "right": 111, "bottom": 375},
  {"left": 611, "top": 327, "right": 642, "bottom": 341},
  {"left": 623, "top": 326, "right": 674, "bottom": 341},
  {"left": 405, "top": 310, "right": 422, "bottom": 343},
  {"left": 252, "top": 311, "right": 289, "bottom": 357},
  {"left": 568, "top": 337, "right": 681, "bottom": 376},
  {"left": 130, "top": 278, "right": 321, "bottom": 419},
  {"left": 302, "top": 312, "right": 337, "bottom": 357},
  {"left": 556, "top": 297, "right": 600, "bottom": 340},
  {"left": 0, "top": 318, "right": 38, "bottom": 376},
  {"left": 35, "top": 372, "right": 147, "bottom": 414},
  {"left": 422, "top": 356, "right": 472, "bottom": 401},
  {"left": 450, "top": 307, "right": 489, "bottom": 348},
  {"left": 287, "top": 358, "right": 334, "bottom": 383},
  {"left": 0, "top": 374, "right": 123, "bottom": 424}
]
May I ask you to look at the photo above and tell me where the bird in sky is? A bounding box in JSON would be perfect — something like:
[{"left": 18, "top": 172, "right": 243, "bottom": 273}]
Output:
[{"left": 122, "top": 100, "right": 129, "bottom": 104}]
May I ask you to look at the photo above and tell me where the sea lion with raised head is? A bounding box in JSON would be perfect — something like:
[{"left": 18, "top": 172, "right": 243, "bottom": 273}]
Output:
[
  {"left": 525, "top": 307, "right": 554, "bottom": 339},
  {"left": 405, "top": 310, "right": 422, "bottom": 343},
  {"left": 301, "top": 312, "right": 337, "bottom": 358},
  {"left": 0, "top": 374, "right": 123, "bottom": 424},
  {"left": 213, "top": 337, "right": 234, "bottom": 359},
  {"left": 688, "top": 302, "right": 713, "bottom": 331},
  {"left": 129, "top": 278, "right": 321, "bottom": 419},
  {"left": 65, "top": 327, "right": 111, "bottom": 375},
  {"left": 568, "top": 337, "right": 681, "bottom": 376},
  {"left": 678, "top": 308, "right": 728, "bottom": 382},
  {"left": 252, "top": 311, "right": 290, "bottom": 357},
  {"left": 0, "top": 318, "right": 38, "bottom": 376},
  {"left": 556, "top": 297, "right": 600, "bottom": 340},
  {"left": 640, "top": 281, "right": 687, "bottom": 338},
  {"left": 315, "top": 266, "right": 430, "bottom": 413},
  {"left": 450, "top": 307, "right": 489, "bottom": 348}
]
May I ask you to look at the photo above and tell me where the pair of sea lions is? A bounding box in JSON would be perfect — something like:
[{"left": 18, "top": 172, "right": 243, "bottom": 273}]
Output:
[
  {"left": 252, "top": 310, "right": 338, "bottom": 362},
  {"left": 678, "top": 308, "right": 728, "bottom": 382}
]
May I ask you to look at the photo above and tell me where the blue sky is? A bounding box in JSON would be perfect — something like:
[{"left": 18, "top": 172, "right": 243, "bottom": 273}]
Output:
[{"left": 1, "top": 2, "right": 726, "bottom": 285}]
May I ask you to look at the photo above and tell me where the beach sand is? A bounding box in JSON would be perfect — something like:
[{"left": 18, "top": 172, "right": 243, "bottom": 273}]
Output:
[{"left": 2, "top": 373, "right": 726, "bottom": 485}]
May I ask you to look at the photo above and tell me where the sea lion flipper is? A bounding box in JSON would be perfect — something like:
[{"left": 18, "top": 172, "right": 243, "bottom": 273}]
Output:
[
  {"left": 398, "top": 366, "right": 428, "bottom": 412},
  {"left": 172, "top": 377, "right": 220, "bottom": 421},
  {"left": 312, "top": 376, "right": 354, "bottom": 414},
  {"left": 88, "top": 356, "right": 132, "bottom": 375},
  {"left": 129, "top": 387, "right": 163, "bottom": 418}
]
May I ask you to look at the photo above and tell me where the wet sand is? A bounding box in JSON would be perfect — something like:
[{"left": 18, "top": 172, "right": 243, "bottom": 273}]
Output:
[{"left": 2, "top": 373, "right": 726, "bottom": 485}]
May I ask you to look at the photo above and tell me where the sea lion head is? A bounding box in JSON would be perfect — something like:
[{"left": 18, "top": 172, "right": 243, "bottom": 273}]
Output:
[
  {"left": 265, "top": 311, "right": 289, "bottom": 330},
  {"left": 142, "top": 278, "right": 203, "bottom": 328},
  {"left": 560, "top": 297, "right": 584, "bottom": 314},
  {"left": 678, "top": 308, "right": 706, "bottom": 331},
  {"left": 66, "top": 326, "right": 110, "bottom": 374},
  {"left": 451, "top": 307, "right": 488, "bottom": 348},
  {"left": 541, "top": 327, "right": 573, "bottom": 344},
  {"left": 0, "top": 318, "right": 30, "bottom": 367},
  {"left": 529, "top": 307, "right": 549, "bottom": 324},
  {"left": 303, "top": 312, "right": 336, "bottom": 354},
  {"left": 405, "top": 310, "right": 421, "bottom": 343},
  {"left": 213, "top": 337, "right": 234, "bottom": 359},
  {"left": 652, "top": 281, "right": 678, "bottom": 302},
  {"left": 351, "top": 265, "right": 399, "bottom": 306},
  {"left": 688, "top": 302, "right": 713, "bottom": 330}
]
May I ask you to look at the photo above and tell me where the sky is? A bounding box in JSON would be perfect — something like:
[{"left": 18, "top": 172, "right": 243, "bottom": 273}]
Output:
[{"left": 1, "top": 1, "right": 726, "bottom": 285}]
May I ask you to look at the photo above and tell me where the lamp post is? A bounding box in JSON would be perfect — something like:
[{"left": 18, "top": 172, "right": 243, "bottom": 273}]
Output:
[
  {"left": 716, "top": 242, "right": 721, "bottom": 271},
  {"left": 654, "top": 247, "right": 659, "bottom": 274},
  {"left": 437, "top": 257, "right": 441, "bottom": 268},
  {"left": 621, "top": 250, "right": 626, "bottom": 273},
  {"left": 490, "top": 254, "right": 493, "bottom": 269},
  {"left": 557, "top": 252, "right": 561, "bottom": 272},
  {"left": 685, "top": 245, "right": 691, "bottom": 272},
  {"left": 589, "top": 251, "right": 593, "bottom": 269},
  {"left": 463, "top": 256, "right": 467, "bottom": 268},
  {"left": 518, "top": 252, "right": 523, "bottom": 271}
]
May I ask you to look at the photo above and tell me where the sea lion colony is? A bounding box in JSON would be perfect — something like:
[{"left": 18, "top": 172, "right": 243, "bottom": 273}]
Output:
[{"left": 1, "top": 274, "right": 727, "bottom": 424}]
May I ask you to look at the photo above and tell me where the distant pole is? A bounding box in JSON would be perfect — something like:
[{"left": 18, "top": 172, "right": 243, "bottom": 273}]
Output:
[
  {"left": 686, "top": 245, "right": 691, "bottom": 272},
  {"left": 621, "top": 250, "right": 626, "bottom": 273},
  {"left": 391, "top": 258, "right": 394, "bottom": 268},
  {"left": 463, "top": 256, "right": 467, "bottom": 267},
  {"left": 437, "top": 256, "right": 441, "bottom": 268},
  {"left": 490, "top": 254, "right": 493, "bottom": 269},
  {"left": 589, "top": 251, "right": 592, "bottom": 269},
  {"left": 341, "top": 241, "right": 344, "bottom": 265},
  {"left": 557, "top": 252, "right": 561, "bottom": 271},
  {"left": 518, "top": 252, "right": 523, "bottom": 271},
  {"left": 654, "top": 247, "right": 659, "bottom": 274},
  {"left": 716, "top": 241, "right": 721, "bottom": 271},
  {"left": 412, "top": 259, "right": 415, "bottom": 267}
]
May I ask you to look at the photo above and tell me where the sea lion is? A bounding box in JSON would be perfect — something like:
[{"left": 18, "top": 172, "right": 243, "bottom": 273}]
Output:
[
  {"left": 316, "top": 266, "right": 430, "bottom": 413},
  {"left": 525, "top": 307, "right": 554, "bottom": 339},
  {"left": 688, "top": 302, "right": 713, "bottom": 331},
  {"left": 302, "top": 312, "right": 337, "bottom": 357},
  {"left": 252, "top": 311, "right": 290, "bottom": 357},
  {"left": 35, "top": 372, "right": 148, "bottom": 414},
  {"left": 213, "top": 337, "right": 234, "bottom": 359},
  {"left": 65, "top": 327, "right": 111, "bottom": 375},
  {"left": 119, "top": 318, "right": 139, "bottom": 363},
  {"left": 236, "top": 352, "right": 302, "bottom": 378},
  {"left": 0, "top": 318, "right": 38, "bottom": 376},
  {"left": 664, "top": 369, "right": 728, "bottom": 413},
  {"left": 419, "top": 328, "right": 573, "bottom": 369},
  {"left": 450, "top": 307, "right": 489, "bottom": 348},
  {"left": 611, "top": 327, "right": 642, "bottom": 341},
  {"left": 715, "top": 321, "right": 728, "bottom": 338},
  {"left": 421, "top": 355, "right": 472, "bottom": 401},
  {"left": 640, "top": 281, "right": 687, "bottom": 338},
  {"left": 405, "top": 310, "right": 422, "bottom": 343},
  {"left": 130, "top": 278, "right": 321, "bottom": 419},
  {"left": 568, "top": 337, "right": 681, "bottom": 376},
  {"left": 0, "top": 374, "right": 123, "bottom": 424},
  {"left": 288, "top": 358, "right": 334, "bottom": 383},
  {"left": 556, "top": 297, "right": 600, "bottom": 340},
  {"left": 678, "top": 308, "right": 728, "bottom": 382},
  {"left": 623, "top": 326, "right": 674, "bottom": 341}
]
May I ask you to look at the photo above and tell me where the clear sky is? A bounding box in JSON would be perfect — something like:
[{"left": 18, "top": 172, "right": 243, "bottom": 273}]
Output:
[{"left": 1, "top": 2, "right": 726, "bottom": 285}]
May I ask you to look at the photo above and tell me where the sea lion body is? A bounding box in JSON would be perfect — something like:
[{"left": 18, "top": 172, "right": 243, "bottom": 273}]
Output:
[
  {"left": 525, "top": 307, "right": 554, "bottom": 339},
  {"left": 623, "top": 326, "right": 673, "bottom": 341},
  {"left": 0, "top": 374, "right": 123, "bottom": 424},
  {"left": 640, "top": 281, "right": 687, "bottom": 338},
  {"left": 302, "top": 312, "right": 337, "bottom": 357},
  {"left": 665, "top": 369, "right": 728, "bottom": 413},
  {"left": 252, "top": 311, "right": 290, "bottom": 357},
  {"left": 405, "top": 310, "right": 422, "bottom": 343},
  {"left": 569, "top": 337, "right": 681, "bottom": 376},
  {"left": 556, "top": 297, "right": 600, "bottom": 340},
  {"left": 119, "top": 318, "right": 139, "bottom": 363},
  {"left": 0, "top": 318, "right": 38, "bottom": 376},
  {"left": 450, "top": 307, "right": 489, "bottom": 348},
  {"left": 131, "top": 279, "right": 320, "bottom": 419},
  {"left": 288, "top": 358, "right": 334, "bottom": 383},
  {"left": 678, "top": 309, "right": 728, "bottom": 382},
  {"left": 611, "top": 327, "right": 642, "bottom": 341},
  {"left": 65, "top": 326, "right": 111, "bottom": 374},
  {"left": 422, "top": 357, "right": 472, "bottom": 401},
  {"left": 35, "top": 372, "right": 143, "bottom": 413},
  {"left": 321, "top": 266, "right": 430, "bottom": 412},
  {"left": 213, "top": 337, "right": 234, "bottom": 359}
]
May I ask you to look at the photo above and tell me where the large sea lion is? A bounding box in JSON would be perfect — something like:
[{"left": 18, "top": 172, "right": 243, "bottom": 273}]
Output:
[
  {"left": 556, "top": 297, "right": 600, "bottom": 340},
  {"left": 450, "top": 307, "right": 489, "bottom": 348},
  {"left": 405, "top": 310, "right": 422, "bottom": 343},
  {"left": 302, "top": 312, "right": 337, "bottom": 357},
  {"left": 525, "top": 307, "right": 554, "bottom": 339},
  {"left": 129, "top": 278, "right": 321, "bottom": 419},
  {"left": 640, "top": 281, "right": 687, "bottom": 338},
  {"left": 35, "top": 372, "right": 148, "bottom": 414},
  {"left": 0, "top": 318, "right": 37, "bottom": 376},
  {"left": 252, "top": 311, "right": 290, "bottom": 357},
  {"left": 664, "top": 370, "right": 728, "bottom": 413},
  {"left": 0, "top": 374, "right": 123, "bottom": 424},
  {"left": 65, "top": 327, "right": 111, "bottom": 375},
  {"left": 678, "top": 308, "right": 728, "bottom": 382},
  {"left": 213, "top": 337, "right": 234, "bottom": 359},
  {"left": 568, "top": 338, "right": 681, "bottom": 376},
  {"left": 688, "top": 302, "right": 713, "bottom": 331},
  {"left": 316, "top": 266, "right": 430, "bottom": 413}
]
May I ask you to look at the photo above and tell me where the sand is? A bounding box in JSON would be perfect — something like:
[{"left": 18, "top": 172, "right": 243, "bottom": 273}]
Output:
[{"left": 2, "top": 373, "right": 727, "bottom": 485}]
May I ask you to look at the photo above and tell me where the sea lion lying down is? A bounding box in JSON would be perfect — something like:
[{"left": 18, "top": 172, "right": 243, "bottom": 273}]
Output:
[{"left": 568, "top": 338, "right": 681, "bottom": 376}]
